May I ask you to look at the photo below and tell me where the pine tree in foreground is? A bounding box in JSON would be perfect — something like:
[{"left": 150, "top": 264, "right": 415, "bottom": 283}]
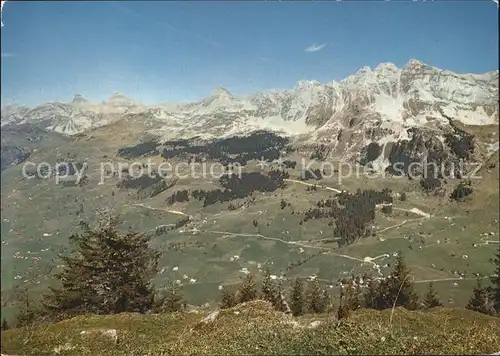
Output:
[
  {"left": 467, "top": 279, "right": 495, "bottom": 315},
  {"left": 337, "top": 277, "right": 362, "bottom": 320},
  {"left": 384, "top": 253, "right": 419, "bottom": 310},
  {"left": 307, "top": 279, "right": 325, "bottom": 313},
  {"left": 344, "top": 277, "right": 362, "bottom": 311},
  {"left": 156, "top": 280, "right": 187, "bottom": 313},
  {"left": 290, "top": 278, "right": 305, "bottom": 316},
  {"left": 362, "top": 255, "right": 418, "bottom": 310},
  {"left": 337, "top": 283, "right": 350, "bottom": 320},
  {"left": 238, "top": 274, "right": 258, "bottom": 303},
  {"left": 274, "top": 279, "right": 291, "bottom": 313},
  {"left": 423, "top": 282, "right": 443, "bottom": 309},
  {"left": 363, "top": 276, "right": 380, "bottom": 309},
  {"left": 42, "top": 209, "right": 161, "bottom": 317},
  {"left": 220, "top": 286, "right": 238, "bottom": 309},
  {"left": 490, "top": 244, "right": 500, "bottom": 314},
  {"left": 319, "top": 289, "right": 331, "bottom": 313},
  {"left": 13, "top": 286, "right": 50, "bottom": 327},
  {"left": 306, "top": 278, "right": 330, "bottom": 314},
  {"left": 260, "top": 268, "right": 278, "bottom": 305}
]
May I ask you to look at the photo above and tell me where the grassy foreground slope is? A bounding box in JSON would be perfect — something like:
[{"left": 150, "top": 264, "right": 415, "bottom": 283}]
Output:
[{"left": 2, "top": 301, "right": 499, "bottom": 355}]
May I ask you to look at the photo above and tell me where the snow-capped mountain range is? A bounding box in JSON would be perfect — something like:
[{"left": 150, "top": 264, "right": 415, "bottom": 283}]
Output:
[{"left": 2, "top": 59, "right": 498, "bottom": 146}]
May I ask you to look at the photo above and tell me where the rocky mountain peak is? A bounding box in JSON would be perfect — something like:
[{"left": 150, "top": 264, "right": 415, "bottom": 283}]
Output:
[
  {"left": 374, "top": 62, "right": 398, "bottom": 72},
  {"left": 357, "top": 65, "right": 373, "bottom": 74},
  {"left": 198, "top": 87, "right": 241, "bottom": 110},
  {"left": 211, "top": 87, "right": 232, "bottom": 99},
  {"left": 294, "top": 80, "right": 322, "bottom": 91},
  {"left": 72, "top": 93, "right": 88, "bottom": 103},
  {"left": 404, "top": 58, "right": 433, "bottom": 72}
]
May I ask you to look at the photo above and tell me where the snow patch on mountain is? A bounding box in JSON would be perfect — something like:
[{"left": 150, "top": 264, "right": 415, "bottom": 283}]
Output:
[{"left": 371, "top": 93, "right": 406, "bottom": 123}]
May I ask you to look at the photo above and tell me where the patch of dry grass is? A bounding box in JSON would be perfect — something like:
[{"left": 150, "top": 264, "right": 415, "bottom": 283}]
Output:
[{"left": 2, "top": 301, "right": 499, "bottom": 355}]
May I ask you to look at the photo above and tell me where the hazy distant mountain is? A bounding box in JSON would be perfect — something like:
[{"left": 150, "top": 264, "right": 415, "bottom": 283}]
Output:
[{"left": 2, "top": 60, "right": 497, "bottom": 155}]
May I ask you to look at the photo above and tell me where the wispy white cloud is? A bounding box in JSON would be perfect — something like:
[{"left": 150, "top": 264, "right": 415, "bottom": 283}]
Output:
[
  {"left": 258, "top": 56, "right": 271, "bottom": 63},
  {"left": 305, "top": 43, "right": 327, "bottom": 53},
  {"left": 1, "top": 52, "right": 15, "bottom": 57}
]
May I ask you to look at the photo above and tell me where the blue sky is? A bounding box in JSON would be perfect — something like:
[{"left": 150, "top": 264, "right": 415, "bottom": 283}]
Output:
[{"left": 1, "top": 1, "right": 498, "bottom": 107}]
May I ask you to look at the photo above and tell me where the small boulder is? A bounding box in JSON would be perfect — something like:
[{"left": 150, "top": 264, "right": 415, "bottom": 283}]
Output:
[
  {"left": 80, "top": 328, "right": 118, "bottom": 343},
  {"left": 308, "top": 320, "right": 322, "bottom": 329},
  {"left": 201, "top": 310, "right": 219, "bottom": 324},
  {"left": 54, "top": 343, "right": 75, "bottom": 354}
]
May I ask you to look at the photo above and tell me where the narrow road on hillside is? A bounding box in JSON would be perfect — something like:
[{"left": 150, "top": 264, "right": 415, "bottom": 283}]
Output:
[
  {"left": 126, "top": 203, "right": 190, "bottom": 217},
  {"left": 284, "top": 179, "right": 343, "bottom": 193},
  {"left": 392, "top": 207, "right": 431, "bottom": 218},
  {"left": 376, "top": 217, "right": 428, "bottom": 234},
  {"left": 185, "top": 229, "right": 330, "bottom": 251},
  {"left": 414, "top": 276, "right": 492, "bottom": 284},
  {"left": 185, "top": 228, "right": 390, "bottom": 276}
]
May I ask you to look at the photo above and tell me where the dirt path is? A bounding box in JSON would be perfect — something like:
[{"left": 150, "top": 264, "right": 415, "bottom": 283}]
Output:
[
  {"left": 377, "top": 219, "right": 409, "bottom": 233},
  {"left": 414, "top": 276, "right": 491, "bottom": 284},
  {"left": 126, "top": 203, "right": 190, "bottom": 217},
  {"left": 377, "top": 217, "right": 428, "bottom": 234},
  {"left": 284, "top": 179, "right": 343, "bottom": 193},
  {"left": 393, "top": 207, "right": 431, "bottom": 218},
  {"left": 321, "top": 251, "right": 388, "bottom": 276},
  {"left": 185, "top": 229, "right": 331, "bottom": 251},
  {"left": 193, "top": 228, "right": 390, "bottom": 276}
]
